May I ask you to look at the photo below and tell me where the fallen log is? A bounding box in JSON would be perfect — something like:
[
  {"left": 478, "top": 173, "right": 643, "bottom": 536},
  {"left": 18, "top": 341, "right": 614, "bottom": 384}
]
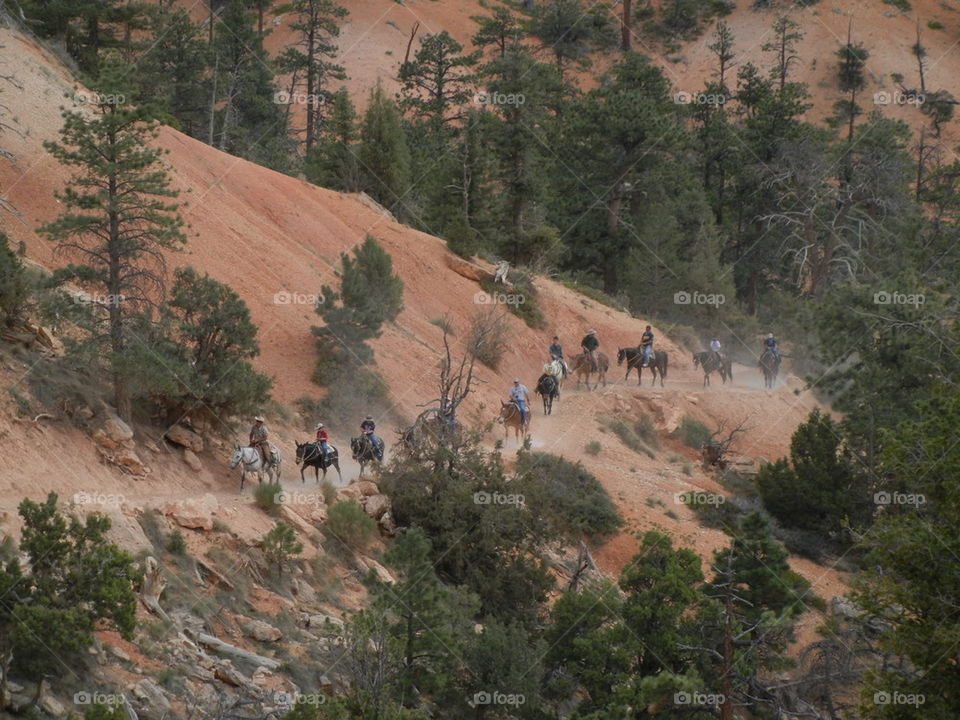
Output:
[{"left": 188, "top": 630, "right": 280, "bottom": 671}]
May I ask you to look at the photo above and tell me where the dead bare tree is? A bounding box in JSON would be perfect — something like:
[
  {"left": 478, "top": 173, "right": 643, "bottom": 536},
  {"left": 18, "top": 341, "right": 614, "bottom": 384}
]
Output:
[{"left": 701, "top": 417, "right": 750, "bottom": 470}]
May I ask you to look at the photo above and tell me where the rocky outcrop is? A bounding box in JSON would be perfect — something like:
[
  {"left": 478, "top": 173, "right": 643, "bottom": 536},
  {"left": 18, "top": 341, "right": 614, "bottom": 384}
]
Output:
[
  {"left": 238, "top": 617, "right": 283, "bottom": 643},
  {"left": 165, "top": 424, "right": 205, "bottom": 452},
  {"left": 362, "top": 494, "right": 390, "bottom": 521}
]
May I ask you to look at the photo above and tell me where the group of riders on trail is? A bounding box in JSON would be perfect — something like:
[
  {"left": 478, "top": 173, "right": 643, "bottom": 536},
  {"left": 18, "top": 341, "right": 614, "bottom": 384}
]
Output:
[
  {"left": 245, "top": 329, "right": 783, "bottom": 475},
  {"left": 248, "top": 414, "right": 384, "bottom": 469}
]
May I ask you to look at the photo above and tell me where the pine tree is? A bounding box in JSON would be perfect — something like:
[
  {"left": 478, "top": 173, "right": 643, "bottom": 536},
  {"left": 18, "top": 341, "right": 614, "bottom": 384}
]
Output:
[
  {"left": 528, "top": 0, "right": 614, "bottom": 78},
  {"left": 399, "top": 31, "right": 481, "bottom": 128},
  {"left": 40, "top": 65, "right": 186, "bottom": 421},
  {"left": 305, "top": 87, "right": 361, "bottom": 191},
  {"left": 358, "top": 81, "right": 412, "bottom": 212},
  {"left": 831, "top": 24, "right": 869, "bottom": 142},
  {"left": 262, "top": 521, "right": 303, "bottom": 578},
  {"left": 0, "top": 493, "right": 136, "bottom": 707},
  {"left": 0, "top": 233, "right": 29, "bottom": 329},
  {"left": 134, "top": 1, "right": 210, "bottom": 137},
  {"left": 275, "top": 0, "right": 348, "bottom": 151},
  {"left": 763, "top": 16, "right": 804, "bottom": 91}
]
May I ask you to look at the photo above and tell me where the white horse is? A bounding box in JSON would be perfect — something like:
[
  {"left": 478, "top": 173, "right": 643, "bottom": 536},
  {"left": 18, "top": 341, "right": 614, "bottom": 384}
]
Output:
[
  {"left": 230, "top": 445, "right": 281, "bottom": 490},
  {"left": 544, "top": 358, "right": 567, "bottom": 394}
]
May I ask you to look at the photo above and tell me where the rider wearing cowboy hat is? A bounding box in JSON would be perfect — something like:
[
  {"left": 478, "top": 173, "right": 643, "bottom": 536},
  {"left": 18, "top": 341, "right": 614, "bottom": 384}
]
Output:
[
  {"left": 509, "top": 378, "right": 530, "bottom": 426},
  {"left": 315, "top": 422, "right": 331, "bottom": 461},
  {"left": 581, "top": 329, "right": 599, "bottom": 371},
  {"left": 360, "top": 415, "right": 384, "bottom": 459},
  {"left": 249, "top": 416, "right": 273, "bottom": 465}
]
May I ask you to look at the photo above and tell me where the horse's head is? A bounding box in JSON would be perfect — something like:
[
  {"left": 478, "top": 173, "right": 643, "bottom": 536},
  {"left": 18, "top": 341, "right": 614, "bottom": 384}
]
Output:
[
  {"left": 295, "top": 442, "right": 305, "bottom": 464},
  {"left": 617, "top": 348, "right": 625, "bottom": 365},
  {"left": 229, "top": 446, "right": 243, "bottom": 469},
  {"left": 692, "top": 352, "right": 701, "bottom": 368},
  {"left": 496, "top": 400, "right": 510, "bottom": 424}
]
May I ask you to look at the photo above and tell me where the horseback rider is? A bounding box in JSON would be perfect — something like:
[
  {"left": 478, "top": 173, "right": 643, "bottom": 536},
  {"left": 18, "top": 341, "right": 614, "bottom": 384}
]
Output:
[
  {"left": 549, "top": 335, "right": 570, "bottom": 375},
  {"left": 360, "top": 415, "right": 384, "bottom": 459},
  {"left": 640, "top": 326, "right": 654, "bottom": 367},
  {"left": 249, "top": 416, "right": 273, "bottom": 466},
  {"left": 315, "top": 423, "right": 331, "bottom": 462},
  {"left": 764, "top": 333, "right": 780, "bottom": 361},
  {"left": 581, "top": 329, "right": 599, "bottom": 371},
  {"left": 510, "top": 378, "right": 530, "bottom": 426},
  {"left": 710, "top": 337, "right": 722, "bottom": 365}
]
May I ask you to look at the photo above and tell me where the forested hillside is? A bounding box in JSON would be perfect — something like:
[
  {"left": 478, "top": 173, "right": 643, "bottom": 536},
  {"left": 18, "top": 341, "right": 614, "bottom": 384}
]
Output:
[{"left": 0, "top": 0, "right": 958, "bottom": 719}]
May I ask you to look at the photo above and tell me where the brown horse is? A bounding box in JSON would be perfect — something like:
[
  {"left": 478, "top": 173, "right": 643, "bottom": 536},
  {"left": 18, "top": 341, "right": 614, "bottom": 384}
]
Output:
[
  {"left": 569, "top": 352, "right": 608, "bottom": 390},
  {"left": 617, "top": 347, "right": 668, "bottom": 387},
  {"left": 759, "top": 349, "right": 781, "bottom": 389},
  {"left": 693, "top": 351, "right": 732, "bottom": 388},
  {"left": 497, "top": 400, "right": 530, "bottom": 443}
]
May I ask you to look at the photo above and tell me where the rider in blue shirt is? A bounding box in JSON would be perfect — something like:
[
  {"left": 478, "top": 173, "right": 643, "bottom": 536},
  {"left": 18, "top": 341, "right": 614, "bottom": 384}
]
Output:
[
  {"left": 360, "top": 415, "right": 384, "bottom": 459},
  {"left": 509, "top": 379, "right": 530, "bottom": 426},
  {"left": 764, "top": 333, "right": 780, "bottom": 360}
]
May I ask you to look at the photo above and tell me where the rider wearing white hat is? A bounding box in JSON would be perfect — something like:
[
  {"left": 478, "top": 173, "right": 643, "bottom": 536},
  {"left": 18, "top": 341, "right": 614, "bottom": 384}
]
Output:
[{"left": 249, "top": 416, "right": 272, "bottom": 465}]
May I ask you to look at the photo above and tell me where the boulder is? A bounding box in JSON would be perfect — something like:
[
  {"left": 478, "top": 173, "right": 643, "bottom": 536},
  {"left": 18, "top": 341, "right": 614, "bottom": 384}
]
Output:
[
  {"left": 353, "top": 480, "right": 380, "bottom": 497},
  {"left": 280, "top": 505, "right": 315, "bottom": 537},
  {"left": 164, "top": 494, "right": 218, "bottom": 530},
  {"left": 292, "top": 577, "right": 318, "bottom": 603},
  {"left": 183, "top": 449, "right": 203, "bottom": 472},
  {"left": 309, "top": 505, "right": 328, "bottom": 525},
  {"left": 92, "top": 414, "right": 135, "bottom": 450},
  {"left": 39, "top": 693, "right": 67, "bottom": 718},
  {"left": 238, "top": 617, "right": 283, "bottom": 643},
  {"left": 336, "top": 486, "right": 361, "bottom": 502},
  {"left": 363, "top": 494, "right": 390, "bottom": 521},
  {"left": 99, "top": 509, "right": 154, "bottom": 555},
  {"left": 164, "top": 424, "right": 205, "bottom": 452},
  {"left": 444, "top": 253, "right": 495, "bottom": 282},
  {"left": 303, "top": 613, "right": 345, "bottom": 634},
  {"left": 378, "top": 511, "right": 397, "bottom": 536}
]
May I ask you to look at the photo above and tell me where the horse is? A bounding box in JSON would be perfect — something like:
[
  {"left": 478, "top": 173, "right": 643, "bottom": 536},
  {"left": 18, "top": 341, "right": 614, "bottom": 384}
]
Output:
[
  {"left": 569, "top": 352, "right": 608, "bottom": 390},
  {"left": 295, "top": 441, "right": 342, "bottom": 484},
  {"left": 497, "top": 400, "right": 530, "bottom": 443},
  {"left": 535, "top": 373, "right": 559, "bottom": 415},
  {"left": 351, "top": 434, "right": 383, "bottom": 478},
  {"left": 692, "top": 351, "right": 733, "bottom": 388},
  {"left": 617, "top": 347, "right": 668, "bottom": 387},
  {"left": 759, "top": 348, "right": 781, "bottom": 389},
  {"left": 230, "top": 444, "right": 281, "bottom": 490}
]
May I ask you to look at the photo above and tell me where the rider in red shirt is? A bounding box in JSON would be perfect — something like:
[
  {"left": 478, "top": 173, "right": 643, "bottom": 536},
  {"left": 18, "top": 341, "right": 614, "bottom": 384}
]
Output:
[{"left": 315, "top": 423, "right": 331, "bottom": 460}]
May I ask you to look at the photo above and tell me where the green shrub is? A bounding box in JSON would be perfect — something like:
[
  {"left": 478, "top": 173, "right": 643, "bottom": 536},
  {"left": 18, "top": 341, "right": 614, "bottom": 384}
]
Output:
[
  {"left": 928, "top": 19, "right": 944, "bottom": 30},
  {"left": 429, "top": 315, "right": 456, "bottom": 335},
  {"left": 262, "top": 521, "right": 304, "bottom": 578},
  {"left": 254, "top": 482, "right": 284, "bottom": 515},
  {"left": 584, "top": 440, "right": 602, "bottom": 456},
  {"left": 600, "top": 416, "right": 656, "bottom": 458},
  {"left": 479, "top": 270, "right": 546, "bottom": 330},
  {"left": 320, "top": 479, "right": 338, "bottom": 505},
  {"left": 635, "top": 415, "right": 660, "bottom": 449},
  {"left": 167, "top": 529, "right": 187, "bottom": 555},
  {"left": 673, "top": 416, "right": 712, "bottom": 449},
  {"left": 883, "top": 0, "right": 911, "bottom": 11},
  {"left": 0, "top": 233, "right": 31, "bottom": 328},
  {"left": 326, "top": 500, "right": 377, "bottom": 549},
  {"left": 516, "top": 452, "right": 624, "bottom": 540}
]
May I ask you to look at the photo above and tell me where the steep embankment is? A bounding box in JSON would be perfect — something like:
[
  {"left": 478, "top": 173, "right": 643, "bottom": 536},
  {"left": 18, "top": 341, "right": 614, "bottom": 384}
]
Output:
[{"left": 1, "top": 22, "right": 840, "bottom": 614}]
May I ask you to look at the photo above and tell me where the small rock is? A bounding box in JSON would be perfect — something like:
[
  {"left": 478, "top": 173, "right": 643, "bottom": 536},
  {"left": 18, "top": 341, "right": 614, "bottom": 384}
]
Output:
[
  {"left": 165, "top": 424, "right": 205, "bottom": 452},
  {"left": 40, "top": 694, "right": 67, "bottom": 718},
  {"left": 363, "top": 494, "right": 390, "bottom": 520},
  {"left": 251, "top": 666, "right": 273, "bottom": 686},
  {"left": 77, "top": 405, "right": 95, "bottom": 420},
  {"left": 336, "top": 486, "right": 361, "bottom": 502},
  {"left": 304, "top": 613, "right": 345, "bottom": 633},
  {"left": 116, "top": 448, "right": 148, "bottom": 476},
  {"left": 238, "top": 617, "right": 283, "bottom": 643},
  {"left": 109, "top": 644, "right": 132, "bottom": 661},
  {"left": 133, "top": 678, "right": 171, "bottom": 713},
  {"left": 94, "top": 414, "right": 135, "bottom": 449},
  {"left": 310, "top": 505, "right": 328, "bottom": 524},
  {"left": 164, "top": 493, "right": 218, "bottom": 530},
  {"left": 292, "top": 577, "right": 318, "bottom": 603},
  {"left": 183, "top": 449, "right": 203, "bottom": 472}
]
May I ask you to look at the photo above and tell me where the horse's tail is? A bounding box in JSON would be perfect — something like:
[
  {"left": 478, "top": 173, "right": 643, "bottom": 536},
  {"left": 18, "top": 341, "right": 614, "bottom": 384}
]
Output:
[{"left": 661, "top": 352, "right": 668, "bottom": 378}]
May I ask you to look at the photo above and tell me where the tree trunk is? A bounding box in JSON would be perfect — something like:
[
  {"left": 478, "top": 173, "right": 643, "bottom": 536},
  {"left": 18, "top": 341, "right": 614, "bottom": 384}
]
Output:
[
  {"left": 107, "top": 188, "right": 131, "bottom": 422},
  {"left": 621, "top": 0, "right": 632, "bottom": 51},
  {"left": 306, "top": 26, "right": 317, "bottom": 151},
  {"left": 720, "top": 592, "right": 734, "bottom": 720}
]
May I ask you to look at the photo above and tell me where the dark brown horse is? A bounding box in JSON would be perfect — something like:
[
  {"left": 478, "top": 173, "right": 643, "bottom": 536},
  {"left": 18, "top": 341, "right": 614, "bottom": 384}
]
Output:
[
  {"left": 617, "top": 347, "right": 668, "bottom": 387},
  {"left": 569, "top": 352, "right": 608, "bottom": 390},
  {"left": 693, "top": 351, "right": 733, "bottom": 387},
  {"left": 759, "top": 349, "right": 781, "bottom": 389}
]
